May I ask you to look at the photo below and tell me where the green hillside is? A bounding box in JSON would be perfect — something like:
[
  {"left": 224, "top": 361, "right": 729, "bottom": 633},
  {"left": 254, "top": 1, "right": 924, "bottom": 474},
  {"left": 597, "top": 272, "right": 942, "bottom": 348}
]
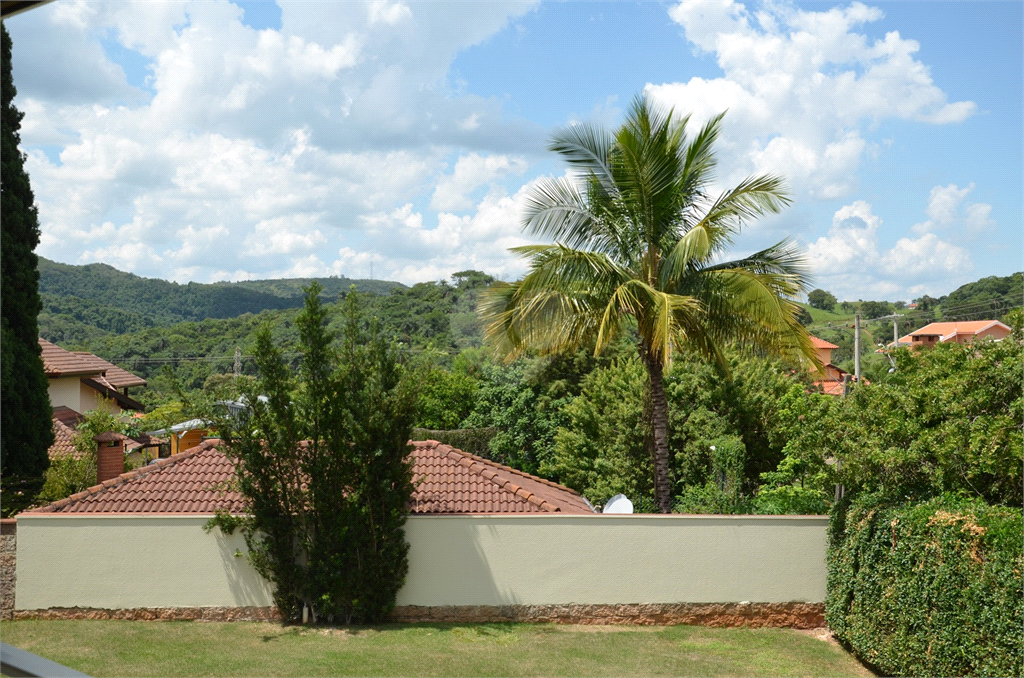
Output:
[
  {"left": 37, "top": 257, "right": 407, "bottom": 341},
  {"left": 943, "top": 272, "right": 1022, "bottom": 320}
]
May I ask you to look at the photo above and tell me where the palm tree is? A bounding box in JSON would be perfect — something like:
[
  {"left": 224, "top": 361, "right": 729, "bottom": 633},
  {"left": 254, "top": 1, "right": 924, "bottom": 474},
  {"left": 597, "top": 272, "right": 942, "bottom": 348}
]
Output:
[{"left": 480, "top": 95, "right": 821, "bottom": 513}]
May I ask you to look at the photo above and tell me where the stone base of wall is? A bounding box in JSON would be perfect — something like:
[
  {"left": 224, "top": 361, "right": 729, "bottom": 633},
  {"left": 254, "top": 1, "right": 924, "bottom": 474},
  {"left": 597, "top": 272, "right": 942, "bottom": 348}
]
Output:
[
  {"left": 12, "top": 606, "right": 280, "bottom": 622},
  {"left": 390, "top": 602, "right": 825, "bottom": 628},
  {"left": 12, "top": 602, "right": 825, "bottom": 628},
  {"left": 1, "top": 520, "right": 16, "bottom": 621}
]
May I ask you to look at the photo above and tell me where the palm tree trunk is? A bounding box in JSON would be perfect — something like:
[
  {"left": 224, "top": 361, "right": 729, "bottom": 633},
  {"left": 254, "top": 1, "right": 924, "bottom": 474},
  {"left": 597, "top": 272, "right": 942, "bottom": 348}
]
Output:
[{"left": 641, "top": 347, "right": 673, "bottom": 513}]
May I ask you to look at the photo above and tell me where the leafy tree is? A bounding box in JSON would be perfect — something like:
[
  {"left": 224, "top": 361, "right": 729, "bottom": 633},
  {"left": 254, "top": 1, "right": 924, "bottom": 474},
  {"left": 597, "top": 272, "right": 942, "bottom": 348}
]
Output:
[
  {"left": 943, "top": 271, "right": 1022, "bottom": 320},
  {"left": 785, "top": 336, "right": 1023, "bottom": 506},
  {"left": 1, "top": 24, "right": 53, "bottom": 513},
  {"left": 548, "top": 351, "right": 806, "bottom": 512},
  {"left": 36, "top": 404, "right": 143, "bottom": 504},
  {"left": 795, "top": 306, "right": 813, "bottom": 326},
  {"left": 858, "top": 300, "right": 892, "bottom": 319},
  {"left": 415, "top": 367, "right": 477, "bottom": 430},
  {"left": 807, "top": 289, "right": 837, "bottom": 311},
  {"left": 216, "top": 285, "right": 418, "bottom": 624},
  {"left": 912, "top": 294, "right": 938, "bottom": 312},
  {"left": 460, "top": 360, "right": 568, "bottom": 475},
  {"left": 1003, "top": 306, "right": 1023, "bottom": 337},
  {"left": 480, "top": 94, "right": 817, "bottom": 512}
]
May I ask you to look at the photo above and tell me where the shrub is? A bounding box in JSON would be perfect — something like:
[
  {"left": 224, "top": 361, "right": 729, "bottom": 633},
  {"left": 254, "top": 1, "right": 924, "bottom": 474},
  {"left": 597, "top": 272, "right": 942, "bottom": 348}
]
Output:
[
  {"left": 827, "top": 493, "right": 1023, "bottom": 677},
  {"left": 36, "top": 454, "right": 96, "bottom": 504},
  {"left": 216, "top": 285, "right": 417, "bottom": 624}
]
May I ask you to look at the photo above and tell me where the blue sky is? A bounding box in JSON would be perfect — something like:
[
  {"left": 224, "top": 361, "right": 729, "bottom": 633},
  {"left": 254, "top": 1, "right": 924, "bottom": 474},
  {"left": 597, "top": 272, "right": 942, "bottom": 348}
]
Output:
[{"left": 5, "top": 0, "right": 1021, "bottom": 301}]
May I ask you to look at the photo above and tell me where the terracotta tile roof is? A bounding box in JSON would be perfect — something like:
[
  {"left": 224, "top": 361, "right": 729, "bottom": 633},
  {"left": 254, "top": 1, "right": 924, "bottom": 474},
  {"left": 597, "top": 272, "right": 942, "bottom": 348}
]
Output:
[
  {"left": 26, "top": 440, "right": 595, "bottom": 516},
  {"left": 808, "top": 335, "right": 839, "bottom": 349},
  {"left": 52, "top": 406, "right": 85, "bottom": 428},
  {"left": 909, "top": 320, "right": 1009, "bottom": 339},
  {"left": 48, "top": 417, "right": 82, "bottom": 459},
  {"left": 410, "top": 440, "right": 593, "bottom": 515},
  {"left": 38, "top": 338, "right": 99, "bottom": 377},
  {"left": 38, "top": 338, "right": 147, "bottom": 387},
  {"left": 71, "top": 351, "right": 147, "bottom": 388}
]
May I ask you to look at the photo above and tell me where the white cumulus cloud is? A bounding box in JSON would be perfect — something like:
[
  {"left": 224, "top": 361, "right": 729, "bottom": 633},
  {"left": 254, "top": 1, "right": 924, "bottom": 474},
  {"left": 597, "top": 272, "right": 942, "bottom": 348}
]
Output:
[
  {"left": 806, "top": 195, "right": 972, "bottom": 300},
  {"left": 649, "top": 0, "right": 976, "bottom": 202}
]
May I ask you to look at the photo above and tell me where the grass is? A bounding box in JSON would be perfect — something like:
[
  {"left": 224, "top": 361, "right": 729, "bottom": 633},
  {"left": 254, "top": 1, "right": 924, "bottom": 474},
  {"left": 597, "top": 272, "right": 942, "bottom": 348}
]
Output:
[{"left": 1, "top": 620, "right": 874, "bottom": 677}]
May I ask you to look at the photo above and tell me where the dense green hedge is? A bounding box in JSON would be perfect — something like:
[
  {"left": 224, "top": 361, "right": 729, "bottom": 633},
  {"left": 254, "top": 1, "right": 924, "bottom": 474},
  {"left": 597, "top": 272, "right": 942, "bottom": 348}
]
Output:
[{"left": 827, "top": 494, "right": 1023, "bottom": 677}]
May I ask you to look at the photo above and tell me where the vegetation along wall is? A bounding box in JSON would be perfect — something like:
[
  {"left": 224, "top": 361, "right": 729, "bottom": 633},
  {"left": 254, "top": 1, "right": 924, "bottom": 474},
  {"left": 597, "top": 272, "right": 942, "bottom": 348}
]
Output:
[
  {"left": 827, "top": 494, "right": 1023, "bottom": 678},
  {"left": 16, "top": 514, "right": 827, "bottom": 618}
]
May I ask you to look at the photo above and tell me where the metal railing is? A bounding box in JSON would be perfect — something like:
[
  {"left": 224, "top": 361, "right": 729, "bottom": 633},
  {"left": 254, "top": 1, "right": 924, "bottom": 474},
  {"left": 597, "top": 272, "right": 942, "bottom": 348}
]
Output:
[{"left": 0, "top": 643, "right": 89, "bottom": 678}]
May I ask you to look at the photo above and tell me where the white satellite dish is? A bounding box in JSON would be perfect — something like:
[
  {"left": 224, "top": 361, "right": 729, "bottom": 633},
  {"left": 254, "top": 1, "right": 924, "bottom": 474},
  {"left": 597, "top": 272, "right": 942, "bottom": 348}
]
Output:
[{"left": 603, "top": 494, "right": 633, "bottom": 514}]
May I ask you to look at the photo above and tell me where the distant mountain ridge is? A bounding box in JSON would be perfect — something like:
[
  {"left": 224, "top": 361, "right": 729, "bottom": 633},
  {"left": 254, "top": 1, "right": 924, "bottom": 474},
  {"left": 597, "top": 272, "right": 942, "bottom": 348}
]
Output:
[{"left": 37, "top": 257, "right": 406, "bottom": 342}]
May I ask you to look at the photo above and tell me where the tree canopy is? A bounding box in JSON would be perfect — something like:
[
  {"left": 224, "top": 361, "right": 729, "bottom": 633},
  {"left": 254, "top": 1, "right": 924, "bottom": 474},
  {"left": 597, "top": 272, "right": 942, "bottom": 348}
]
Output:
[
  {"left": 480, "top": 94, "right": 818, "bottom": 512},
  {"left": 807, "top": 289, "right": 837, "bottom": 311},
  {"left": 214, "top": 285, "right": 418, "bottom": 623},
  {"left": 1, "top": 24, "right": 53, "bottom": 500}
]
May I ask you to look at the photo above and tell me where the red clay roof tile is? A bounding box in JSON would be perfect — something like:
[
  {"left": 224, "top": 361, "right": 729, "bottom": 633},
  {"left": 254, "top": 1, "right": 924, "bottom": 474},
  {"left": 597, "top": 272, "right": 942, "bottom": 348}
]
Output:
[
  {"left": 48, "top": 417, "right": 81, "bottom": 459},
  {"left": 808, "top": 335, "right": 839, "bottom": 349},
  {"left": 37, "top": 338, "right": 146, "bottom": 387},
  {"left": 27, "top": 439, "right": 595, "bottom": 515}
]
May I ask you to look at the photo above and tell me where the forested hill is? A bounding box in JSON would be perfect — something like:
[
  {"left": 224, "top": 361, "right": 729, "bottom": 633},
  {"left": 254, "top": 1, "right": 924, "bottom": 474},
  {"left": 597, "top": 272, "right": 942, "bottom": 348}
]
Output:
[
  {"left": 37, "top": 257, "right": 405, "bottom": 343},
  {"left": 943, "top": 272, "right": 1022, "bottom": 319}
]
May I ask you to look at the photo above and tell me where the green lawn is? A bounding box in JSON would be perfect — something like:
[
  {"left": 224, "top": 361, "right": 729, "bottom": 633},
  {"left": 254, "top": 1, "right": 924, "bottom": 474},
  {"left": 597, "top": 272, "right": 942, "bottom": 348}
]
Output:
[{"left": 2, "top": 620, "right": 873, "bottom": 677}]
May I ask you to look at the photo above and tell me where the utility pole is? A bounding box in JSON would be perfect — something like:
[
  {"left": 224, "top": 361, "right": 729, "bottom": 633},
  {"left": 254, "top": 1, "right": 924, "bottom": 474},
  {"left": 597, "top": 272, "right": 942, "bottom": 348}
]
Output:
[
  {"left": 854, "top": 313, "right": 861, "bottom": 383},
  {"left": 875, "top": 312, "right": 904, "bottom": 349},
  {"left": 234, "top": 346, "right": 241, "bottom": 378}
]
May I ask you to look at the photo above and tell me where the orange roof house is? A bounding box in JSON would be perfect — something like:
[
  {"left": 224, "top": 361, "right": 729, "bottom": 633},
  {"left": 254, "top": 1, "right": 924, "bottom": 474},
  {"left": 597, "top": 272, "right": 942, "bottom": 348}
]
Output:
[
  {"left": 891, "top": 320, "right": 1011, "bottom": 350},
  {"left": 806, "top": 335, "right": 855, "bottom": 396},
  {"left": 26, "top": 440, "right": 596, "bottom": 516},
  {"left": 39, "top": 338, "right": 146, "bottom": 415}
]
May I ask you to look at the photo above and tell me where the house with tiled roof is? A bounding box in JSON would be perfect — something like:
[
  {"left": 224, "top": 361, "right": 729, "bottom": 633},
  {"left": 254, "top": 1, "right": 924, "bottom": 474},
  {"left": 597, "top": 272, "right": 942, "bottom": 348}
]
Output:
[
  {"left": 26, "top": 439, "right": 595, "bottom": 516},
  {"left": 806, "top": 335, "right": 853, "bottom": 396},
  {"left": 39, "top": 338, "right": 147, "bottom": 415},
  {"left": 889, "top": 320, "right": 1011, "bottom": 350}
]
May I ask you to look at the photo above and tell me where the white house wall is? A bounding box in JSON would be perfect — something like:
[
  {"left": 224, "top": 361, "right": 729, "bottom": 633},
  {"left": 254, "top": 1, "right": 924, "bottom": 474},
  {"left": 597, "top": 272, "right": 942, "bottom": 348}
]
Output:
[
  {"left": 15, "top": 514, "right": 827, "bottom": 611},
  {"left": 47, "top": 377, "right": 83, "bottom": 413}
]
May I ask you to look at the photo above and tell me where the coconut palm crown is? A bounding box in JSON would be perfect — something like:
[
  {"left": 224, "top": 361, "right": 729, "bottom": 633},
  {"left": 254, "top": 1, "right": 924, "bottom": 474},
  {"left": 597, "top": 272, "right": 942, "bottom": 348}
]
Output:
[{"left": 480, "top": 95, "right": 821, "bottom": 513}]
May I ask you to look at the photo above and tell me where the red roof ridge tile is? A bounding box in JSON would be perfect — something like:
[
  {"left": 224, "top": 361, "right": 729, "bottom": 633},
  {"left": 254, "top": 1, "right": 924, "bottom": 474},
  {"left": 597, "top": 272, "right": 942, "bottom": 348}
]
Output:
[{"left": 24, "top": 439, "right": 222, "bottom": 514}]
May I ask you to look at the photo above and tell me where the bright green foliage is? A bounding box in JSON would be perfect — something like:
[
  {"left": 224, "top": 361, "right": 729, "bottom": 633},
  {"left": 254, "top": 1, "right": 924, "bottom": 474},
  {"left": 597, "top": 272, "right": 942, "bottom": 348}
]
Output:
[
  {"left": 943, "top": 271, "right": 1022, "bottom": 320},
  {"left": 827, "top": 493, "right": 1023, "bottom": 677},
  {"left": 787, "top": 336, "right": 1024, "bottom": 506},
  {"left": 857, "top": 300, "right": 892, "bottom": 319},
  {"left": 481, "top": 94, "right": 817, "bottom": 512},
  {"left": 547, "top": 352, "right": 806, "bottom": 512},
  {"left": 415, "top": 368, "right": 478, "bottom": 430},
  {"left": 36, "top": 406, "right": 140, "bottom": 504},
  {"left": 545, "top": 358, "right": 651, "bottom": 510},
  {"left": 1, "top": 24, "right": 53, "bottom": 499},
  {"left": 807, "top": 289, "right": 837, "bottom": 311},
  {"left": 216, "top": 285, "right": 417, "bottom": 624},
  {"left": 36, "top": 454, "right": 96, "bottom": 505},
  {"left": 1003, "top": 306, "right": 1022, "bottom": 335},
  {"left": 460, "top": 361, "right": 569, "bottom": 475},
  {"left": 752, "top": 384, "right": 835, "bottom": 515}
]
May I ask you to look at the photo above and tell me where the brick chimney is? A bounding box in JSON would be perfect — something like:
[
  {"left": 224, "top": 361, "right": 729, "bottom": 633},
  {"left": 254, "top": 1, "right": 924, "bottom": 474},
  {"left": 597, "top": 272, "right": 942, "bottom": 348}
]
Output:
[{"left": 93, "top": 431, "right": 125, "bottom": 483}]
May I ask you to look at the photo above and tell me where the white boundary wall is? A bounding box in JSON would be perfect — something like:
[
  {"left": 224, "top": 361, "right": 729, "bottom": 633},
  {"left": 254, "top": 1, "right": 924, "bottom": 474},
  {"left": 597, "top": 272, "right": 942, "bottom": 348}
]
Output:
[{"left": 16, "top": 514, "right": 827, "bottom": 610}]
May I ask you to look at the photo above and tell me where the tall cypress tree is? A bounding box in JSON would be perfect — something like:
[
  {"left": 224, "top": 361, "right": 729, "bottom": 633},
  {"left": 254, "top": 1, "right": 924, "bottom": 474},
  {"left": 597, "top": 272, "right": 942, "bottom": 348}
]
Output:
[{"left": 1, "top": 23, "right": 53, "bottom": 497}]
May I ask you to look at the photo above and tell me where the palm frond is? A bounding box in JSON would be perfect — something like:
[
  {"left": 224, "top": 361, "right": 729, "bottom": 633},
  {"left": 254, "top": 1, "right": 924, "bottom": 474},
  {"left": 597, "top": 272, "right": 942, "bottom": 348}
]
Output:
[
  {"left": 688, "top": 175, "right": 791, "bottom": 253},
  {"left": 548, "top": 122, "right": 617, "bottom": 196},
  {"left": 659, "top": 223, "right": 712, "bottom": 288}
]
